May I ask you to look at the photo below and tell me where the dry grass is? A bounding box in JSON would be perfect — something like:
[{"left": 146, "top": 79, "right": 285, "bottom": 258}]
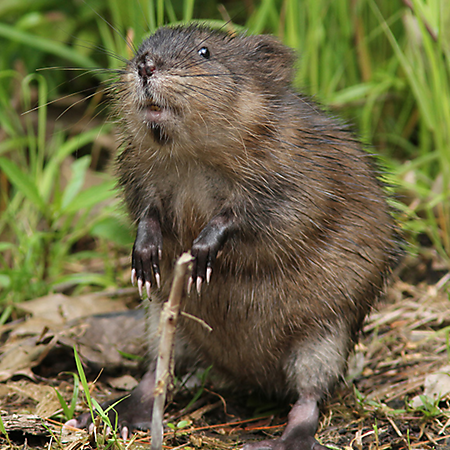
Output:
[
  {"left": 318, "top": 270, "right": 450, "bottom": 449},
  {"left": 58, "top": 261, "right": 450, "bottom": 450},
  {"left": 0, "top": 257, "right": 449, "bottom": 450}
]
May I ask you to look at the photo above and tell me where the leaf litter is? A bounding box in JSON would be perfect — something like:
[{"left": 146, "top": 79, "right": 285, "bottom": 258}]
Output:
[{"left": 0, "top": 259, "right": 449, "bottom": 450}]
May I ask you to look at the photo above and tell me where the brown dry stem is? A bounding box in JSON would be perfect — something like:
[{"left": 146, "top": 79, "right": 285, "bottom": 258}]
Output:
[{"left": 151, "top": 252, "right": 193, "bottom": 450}]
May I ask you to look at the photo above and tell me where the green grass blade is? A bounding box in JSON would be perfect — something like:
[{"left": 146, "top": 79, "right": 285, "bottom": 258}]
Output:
[
  {"left": 61, "top": 179, "right": 116, "bottom": 215},
  {"left": 61, "top": 156, "right": 91, "bottom": 210},
  {"left": 0, "top": 157, "right": 46, "bottom": 212},
  {"left": 40, "top": 125, "right": 108, "bottom": 199},
  {"left": 73, "top": 346, "right": 95, "bottom": 425},
  {"left": 53, "top": 272, "right": 116, "bottom": 289},
  {"left": 0, "top": 414, "right": 12, "bottom": 446},
  {"left": 368, "top": 0, "right": 434, "bottom": 131},
  {"left": 53, "top": 387, "right": 72, "bottom": 420},
  {"left": 70, "top": 374, "right": 80, "bottom": 418},
  {"left": 0, "top": 22, "right": 99, "bottom": 71},
  {"left": 183, "top": 0, "right": 195, "bottom": 22}
]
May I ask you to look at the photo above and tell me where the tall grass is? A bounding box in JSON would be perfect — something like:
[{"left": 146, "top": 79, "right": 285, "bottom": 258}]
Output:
[
  {"left": 0, "top": 71, "right": 132, "bottom": 312},
  {"left": 250, "top": 0, "right": 450, "bottom": 260},
  {"left": 0, "top": 0, "right": 448, "bottom": 316},
  {"left": 382, "top": 0, "right": 450, "bottom": 259}
]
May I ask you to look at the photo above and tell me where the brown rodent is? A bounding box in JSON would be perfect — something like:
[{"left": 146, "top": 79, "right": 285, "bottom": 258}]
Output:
[{"left": 68, "top": 25, "right": 397, "bottom": 449}]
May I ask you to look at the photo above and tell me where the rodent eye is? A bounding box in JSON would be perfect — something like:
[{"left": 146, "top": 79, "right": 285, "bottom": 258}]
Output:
[{"left": 198, "top": 46, "right": 210, "bottom": 59}]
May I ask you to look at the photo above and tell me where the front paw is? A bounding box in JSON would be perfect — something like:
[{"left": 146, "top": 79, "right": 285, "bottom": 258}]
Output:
[
  {"left": 189, "top": 235, "right": 217, "bottom": 293},
  {"left": 188, "top": 211, "right": 238, "bottom": 294},
  {"left": 132, "top": 237, "right": 162, "bottom": 298},
  {"left": 132, "top": 210, "right": 163, "bottom": 298}
]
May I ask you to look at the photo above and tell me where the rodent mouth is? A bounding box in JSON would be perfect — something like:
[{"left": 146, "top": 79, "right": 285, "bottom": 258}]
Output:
[{"left": 142, "top": 102, "right": 167, "bottom": 125}]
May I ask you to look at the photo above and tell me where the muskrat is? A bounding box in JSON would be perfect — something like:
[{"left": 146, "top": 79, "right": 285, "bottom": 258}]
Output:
[{"left": 67, "top": 24, "right": 397, "bottom": 449}]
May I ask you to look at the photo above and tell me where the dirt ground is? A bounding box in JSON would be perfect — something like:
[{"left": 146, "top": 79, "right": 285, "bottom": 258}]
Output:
[{"left": 0, "top": 253, "right": 449, "bottom": 450}]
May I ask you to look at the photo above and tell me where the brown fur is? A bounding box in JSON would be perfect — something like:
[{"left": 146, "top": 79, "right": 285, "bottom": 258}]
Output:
[{"left": 114, "top": 23, "right": 396, "bottom": 412}]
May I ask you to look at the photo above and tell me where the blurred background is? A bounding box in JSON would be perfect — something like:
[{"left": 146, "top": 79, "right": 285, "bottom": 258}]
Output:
[
  {"left": 0, "top": 2, "right": 449, "bottom": 448},
  {"left": 0, "top": 0, "right": 449, "bottom": 310}
]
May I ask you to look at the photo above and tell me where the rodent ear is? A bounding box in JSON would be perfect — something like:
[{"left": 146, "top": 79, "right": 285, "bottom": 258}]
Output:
[{"left": 243, "top": 34, "right": 296, "bottom": 86}]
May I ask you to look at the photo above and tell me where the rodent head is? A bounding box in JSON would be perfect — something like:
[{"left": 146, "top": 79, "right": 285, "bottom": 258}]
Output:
[{"left": 114, "top": 25, "right": 295, "bottom": 161}]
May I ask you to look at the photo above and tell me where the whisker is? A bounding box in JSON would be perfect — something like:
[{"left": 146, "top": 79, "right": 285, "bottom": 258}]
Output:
[
  {"left": 54, "top": 88, "right": 110, "bottom": 121},
  {"left": 23, "top": 85, "right": 108, "bottom": 115}
]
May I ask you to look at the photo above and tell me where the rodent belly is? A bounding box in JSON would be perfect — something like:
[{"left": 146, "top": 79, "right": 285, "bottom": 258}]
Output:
[{"left": 177, "top": 279, "right": 294, "bottom": 386}]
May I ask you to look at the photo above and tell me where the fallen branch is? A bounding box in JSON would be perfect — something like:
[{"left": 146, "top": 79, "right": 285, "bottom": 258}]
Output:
[{"left": 151, "top": 252, "right": 193, "bottom": 450}]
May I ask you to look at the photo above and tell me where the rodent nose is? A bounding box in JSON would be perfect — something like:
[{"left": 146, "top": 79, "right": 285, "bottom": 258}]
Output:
[{"left": 138, "top": 56, "right": 156, "bottom": 79}]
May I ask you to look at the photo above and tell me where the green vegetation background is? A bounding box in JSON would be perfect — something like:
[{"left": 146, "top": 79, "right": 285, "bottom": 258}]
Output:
[{"left": 0, "top": 0, "right": 449, "bottom": 315}]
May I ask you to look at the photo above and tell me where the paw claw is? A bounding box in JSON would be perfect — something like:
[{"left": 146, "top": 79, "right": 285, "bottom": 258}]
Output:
[
  {"left": 196, "top": 277, "right": 203, "bottom": 294},
  {"left": 138, "top": 278, "right": 144, "bottom": 298},
  {"left": 63, "top": 418, "right": 79, "bottom": 430},
  {"left": 146, "top": 280, "right": 151, "bottom": 298},
  {"left": 121, "top": 426, "right": 129, "bottom": 442},
  {"left": 187, "top": 277, "right": 193, "bottom": 294},
  {"left": 206, "top": 267, "right": 212, "bottom": 284},
  {"left": 155, "top": 273, "right": 161, "bottom": 289},
  {"left": 131, "top": 269, "right": 136, "bottom": 286}
]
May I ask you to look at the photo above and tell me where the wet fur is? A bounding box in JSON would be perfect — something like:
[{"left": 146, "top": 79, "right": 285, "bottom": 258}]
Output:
[{"left": 112, "top": 24, "right": 396, "bottom": 439}]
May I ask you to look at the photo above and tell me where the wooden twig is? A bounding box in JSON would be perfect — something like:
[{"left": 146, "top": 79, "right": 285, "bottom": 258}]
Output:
[{"left": 150, "top": 252, "right": 193, "bottom": 450}]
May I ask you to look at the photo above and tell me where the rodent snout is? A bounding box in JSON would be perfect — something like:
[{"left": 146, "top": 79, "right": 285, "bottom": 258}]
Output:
[{"left": 137, "top": 55, "right": 156, "bottom": 80}]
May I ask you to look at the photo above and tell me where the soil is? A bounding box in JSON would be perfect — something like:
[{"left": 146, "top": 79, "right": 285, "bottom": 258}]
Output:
[{"left": 0, "top": 252, "right": 449, "bottom": 450}]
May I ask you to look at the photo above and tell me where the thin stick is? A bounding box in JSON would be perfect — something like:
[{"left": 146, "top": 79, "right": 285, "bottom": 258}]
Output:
[{"left": 150, "top": 252, "right": 193, "bottom": 450}]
